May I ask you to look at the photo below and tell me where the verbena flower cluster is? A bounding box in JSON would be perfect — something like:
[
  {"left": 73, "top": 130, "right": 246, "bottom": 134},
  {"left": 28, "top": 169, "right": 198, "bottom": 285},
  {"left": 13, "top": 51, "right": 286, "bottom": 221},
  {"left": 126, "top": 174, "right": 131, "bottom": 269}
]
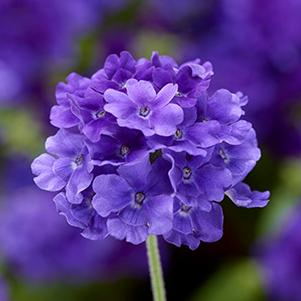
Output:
[{"left": 32, "top": 51, "right": 270, "bottom": 250}]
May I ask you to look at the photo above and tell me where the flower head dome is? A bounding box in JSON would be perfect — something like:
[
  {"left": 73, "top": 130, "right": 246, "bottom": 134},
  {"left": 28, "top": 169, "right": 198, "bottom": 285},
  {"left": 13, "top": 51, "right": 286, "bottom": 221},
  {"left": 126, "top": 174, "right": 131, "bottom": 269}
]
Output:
[{"left": 32, "top": 51, "right": 269, "bottom": 250}]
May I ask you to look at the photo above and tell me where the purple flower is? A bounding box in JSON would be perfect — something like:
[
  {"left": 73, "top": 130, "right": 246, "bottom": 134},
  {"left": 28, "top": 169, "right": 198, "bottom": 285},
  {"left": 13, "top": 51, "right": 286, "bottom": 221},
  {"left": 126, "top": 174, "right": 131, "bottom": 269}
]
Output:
[
  {"left": 147, "top": 107, "right": 207, "bottom": 156},
  {"left": 226, "top": 183, "right": 270, "bottom": 208},
  {"left": 92, "top": 156, "right": 174, "bottom": 244},
  {"left": 151, "top": 52, "right": 213, "bottom": 108},
  {"left": 210, "top": 128, "right": 261, "bottom": 184},
  {"left": 54, "top": 189, "right": 108, "bottom": 241},
  {"left": 166, "top": 151, "right": 232, "bottom": 210},
  {"left": 32, "top": 51, "right": 269, "bottom": 250},
  {"left": 32, "top": 129, "right": 94, "bottom": 203},
  {"left": 50, "top": 73, "right": 91, "bottom": 129},
  {"left": 87, "top": 127, "right": 149, "bottom": 166},
  {"left": 104, "top": 79, "right": 183, "bottom": 136},
  {"left": 68, "top": 90, "right": 116, "bottom": 143},
  {"left": 92, "top": 51, "right": 137, "bottom": 93},
  {"left": 164, "top": 199, "right": 223, "bottom": 250}
]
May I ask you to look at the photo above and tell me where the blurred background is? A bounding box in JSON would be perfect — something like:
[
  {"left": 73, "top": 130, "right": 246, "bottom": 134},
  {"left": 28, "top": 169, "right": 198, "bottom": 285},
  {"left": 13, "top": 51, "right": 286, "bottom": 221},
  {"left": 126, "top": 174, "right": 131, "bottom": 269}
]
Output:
[{"left": 0, "top": 0, "right": 300, "bottom": 300}]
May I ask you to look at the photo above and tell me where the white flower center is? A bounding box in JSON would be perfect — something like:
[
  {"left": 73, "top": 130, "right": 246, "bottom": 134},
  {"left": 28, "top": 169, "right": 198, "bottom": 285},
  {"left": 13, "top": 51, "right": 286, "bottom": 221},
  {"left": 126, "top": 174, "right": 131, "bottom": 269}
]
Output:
[
  {"left": 139, "top": 106, "right": 150, "bottom": 117},
  {"left": 183, "top": 167, "right": 192, "bottom": 180}
]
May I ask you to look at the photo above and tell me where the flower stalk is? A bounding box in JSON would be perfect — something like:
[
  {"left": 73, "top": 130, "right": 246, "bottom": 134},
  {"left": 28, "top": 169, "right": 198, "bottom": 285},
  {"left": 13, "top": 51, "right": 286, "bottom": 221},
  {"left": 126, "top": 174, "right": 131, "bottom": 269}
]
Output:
[{"left": 146, "top": 235, "right": 166, "bottom": 301}]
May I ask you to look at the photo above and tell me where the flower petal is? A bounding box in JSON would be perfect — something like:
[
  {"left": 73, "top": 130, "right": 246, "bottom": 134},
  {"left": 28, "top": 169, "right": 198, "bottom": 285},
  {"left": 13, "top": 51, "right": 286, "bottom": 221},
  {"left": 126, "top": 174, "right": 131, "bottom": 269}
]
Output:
[
  {"left": 107, "top": 218, "right": 148, "bottom": 245},
  {"left": 195, "top": 164, "right": 232, "bottom": 201},
  {"left": 92, "top": 174, "right": 132, "bottom": 216},
  {"left": 104, "top": 89, "right": 136, "bottom": 119},
  {"left": 126, "top": 79, "right": 156, "bottom": 105},
  {"left": 164, "top": 230, "right": 201, "bottom": 250},
  {"left": 207, "top": 89, "right": 244, "bottom": 124},
  {"left": 117, "top": 156, "right": 151, "bottom": 191},
  {"left": 66, "top": 168, "right": 93, "bottom": 204},
  {"left": 50, "top": 105, "right": 79, "bottom": 128},
  {"left": 151, "top": 103, "right": 184, "bottom": 136},
  {"left": 52, "top": 158, "right": 73, "bottom": 181},
  {"left": 190, "top": 203, "right": 224, "bottom": 242},
  {"left": 46, "top": 129, "right": 83, "bottom": 157},
  {"left": 226, "top": 183, "right": 270, "bottom": 208},
  {"left": 31, "top": 154, "right": 66, "bottom": 191},
  {"left": 153, "top": 83, "right": 178, "bottom": 108},
  {"left": 187, "top": 120, "right": 225, "bottom": 148},
  {"left": 81, "top": 214, "right": 108, "bottom": 240},
  {"left": 145, "top": 195, "right": 173, "bottom": 234},
  {"left": 53, "top": 193, "right": 87, "bottom": 229}
]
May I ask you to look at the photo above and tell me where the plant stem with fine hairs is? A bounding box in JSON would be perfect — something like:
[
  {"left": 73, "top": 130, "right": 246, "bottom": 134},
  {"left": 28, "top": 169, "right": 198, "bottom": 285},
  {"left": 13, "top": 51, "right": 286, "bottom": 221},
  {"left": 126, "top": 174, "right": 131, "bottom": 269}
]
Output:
[{"left": 146, "top": 235, "right": 166, "bottom": 301}]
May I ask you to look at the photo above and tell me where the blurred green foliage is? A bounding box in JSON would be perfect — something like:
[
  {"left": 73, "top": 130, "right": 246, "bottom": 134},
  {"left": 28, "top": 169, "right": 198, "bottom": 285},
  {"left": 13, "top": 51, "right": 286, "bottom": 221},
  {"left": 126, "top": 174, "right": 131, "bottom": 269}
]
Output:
[
  {"left": 0, "top": 109, "right": 44, "bottom": 157},
  {"left": 257, "top": 159, "right": 301, "bottom": 237},
  {"left": 135, "top": 31, "right": 179, "bottom": 59},
  {"left": 10, "top": 278, "right": 141, "bottom": 301},
  {"left": 191, "top": 260, "right": 265, "bottom": 301}
]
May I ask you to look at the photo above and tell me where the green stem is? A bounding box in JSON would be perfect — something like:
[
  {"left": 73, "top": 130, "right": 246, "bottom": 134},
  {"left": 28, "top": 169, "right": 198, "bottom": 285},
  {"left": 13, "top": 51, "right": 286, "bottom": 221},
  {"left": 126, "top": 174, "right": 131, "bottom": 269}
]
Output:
[{"left": 146, "top": 235, "right": 166, "bottom": 301}]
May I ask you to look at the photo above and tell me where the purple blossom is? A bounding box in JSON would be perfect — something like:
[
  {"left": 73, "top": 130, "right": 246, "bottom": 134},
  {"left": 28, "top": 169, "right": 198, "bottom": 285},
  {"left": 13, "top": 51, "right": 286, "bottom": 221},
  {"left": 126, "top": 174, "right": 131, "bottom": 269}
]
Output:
[
  {"left": 87, "top": 127, "right": 149, "bottom": 166},
  {"left": 104, "top": 79, "right": 182, "bottom": 136},
  {"left": 50, "top": 73, "right": 91, "bottom": 129},
  {"left": 147, "top": 107, "right": 207, "bottom": 156},
  {"left": 68, "top": 90, "right": 116, "bottom": 143},
  {"left": 54, "top": 189, "right": 108, "bottom": 241},
  {"left": 93, "top": 51, "right": 137, "bottom": 92},
  {"left": 151, "top": 52, "right": 213, "bottom": 108},
  {"left": 92, "top": 156, "right": 173, "bottom": 244},
  {"left": 32, "top": 51, "right": 269, "bottom": 250},
  {"left": 164, "top": 199, "right": 224, "bottom": 250},
  {"left": 32, "top": 129, "right": 94, "bottom": 203},
  {"left": 226, "top": 183, "right": 270, "bottom": 208},
  {"left": 210, "top": 128, "right": 261, "bottom": 184},
  {"left": 166, "top": 151, "right": 232, "bottom": 210}
]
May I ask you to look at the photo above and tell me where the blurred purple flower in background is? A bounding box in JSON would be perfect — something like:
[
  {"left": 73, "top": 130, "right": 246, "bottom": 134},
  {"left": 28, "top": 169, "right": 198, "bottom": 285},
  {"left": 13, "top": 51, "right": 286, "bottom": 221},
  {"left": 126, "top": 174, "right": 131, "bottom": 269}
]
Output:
[
  {"left": 0, "top": 0, "right": 102, "bottom": 104},
  {"left": 0, "top": 277, "right": 9, "bottom": 301},
  {"left": 141, "top": 0, "right": 214, "bottom": 33},
  {"left": 221, "top": 0, "right": 301, "bottom": 69},
  {"left": 32, "top": 51, "right": 269, "bottom": 250},
  {"left": 257, "top": 204, "right": 301, "bottom": 301}
]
